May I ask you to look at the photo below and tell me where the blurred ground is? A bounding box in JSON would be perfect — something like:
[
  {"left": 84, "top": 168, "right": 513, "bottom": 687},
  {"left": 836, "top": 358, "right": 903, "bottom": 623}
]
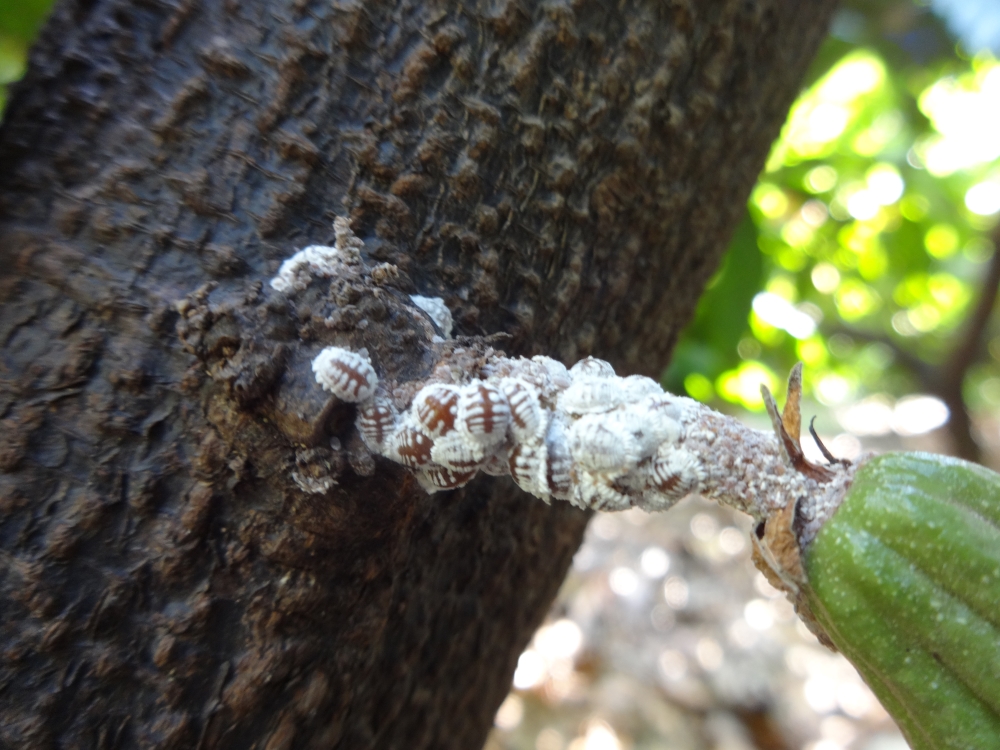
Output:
[{"left": 483, "top": 412, "right": 986, "bottom": 750}]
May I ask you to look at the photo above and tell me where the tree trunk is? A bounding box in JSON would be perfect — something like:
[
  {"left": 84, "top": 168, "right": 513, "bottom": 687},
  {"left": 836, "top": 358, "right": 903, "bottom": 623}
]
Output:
[{"left": 0, "top": 1, "right": 835, "bottom": 748}]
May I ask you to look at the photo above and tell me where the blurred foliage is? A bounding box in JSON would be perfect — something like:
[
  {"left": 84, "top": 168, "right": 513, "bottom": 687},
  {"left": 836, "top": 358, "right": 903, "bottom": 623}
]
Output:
[
  {"left": 0, "top": 0, "right": 53, "bottom": 116},
  {"left": 666, "top": 1, "right": 1000, "bottom": 434}
]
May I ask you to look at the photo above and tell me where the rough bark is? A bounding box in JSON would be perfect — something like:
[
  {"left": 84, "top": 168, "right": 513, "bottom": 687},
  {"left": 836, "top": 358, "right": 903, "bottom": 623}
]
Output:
[{"left": 0, "top": 1, "right": 836, "bottom": 748}]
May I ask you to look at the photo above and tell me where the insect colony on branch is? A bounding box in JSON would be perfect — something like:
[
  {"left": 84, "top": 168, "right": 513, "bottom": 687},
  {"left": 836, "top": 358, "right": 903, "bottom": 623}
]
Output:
[
  {"left": 314, "top": 344, "right": 852, "bottom": 535},
  {"left": 276, "top": 218, "right": 858, "bottom": 546}
]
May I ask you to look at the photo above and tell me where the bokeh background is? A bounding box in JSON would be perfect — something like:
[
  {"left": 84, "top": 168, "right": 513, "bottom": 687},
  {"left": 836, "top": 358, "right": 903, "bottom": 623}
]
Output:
[
  {"left": 4, "top": 2, "right": 1000, "bottom": 749},
  {"left": 0, "top": 0, "right": 51, "bottom": 116}
]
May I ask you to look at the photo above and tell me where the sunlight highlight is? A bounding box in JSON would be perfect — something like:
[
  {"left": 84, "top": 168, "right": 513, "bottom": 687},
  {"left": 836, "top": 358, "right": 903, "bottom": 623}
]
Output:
[
  {"left": 917, "top": 61, "right": 1000, "bottom": 175},
  {"left": 768, "top": 51, "right": 887, "bottom": 168}
]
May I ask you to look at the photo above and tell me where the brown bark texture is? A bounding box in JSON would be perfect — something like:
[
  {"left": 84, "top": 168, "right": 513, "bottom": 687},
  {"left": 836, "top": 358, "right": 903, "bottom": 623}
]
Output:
[{"left": 0, "top": 0, "right": 835, "bottom": 748}]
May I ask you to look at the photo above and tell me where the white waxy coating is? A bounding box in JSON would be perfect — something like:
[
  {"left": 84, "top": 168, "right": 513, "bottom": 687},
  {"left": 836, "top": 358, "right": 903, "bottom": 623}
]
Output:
[
  {"left": 409, "top": 295, "right": 454, "bottom": 338},
  {"left": 270, "top": 217, "right": 364, "bottom": 292},
  {"left": 558, "top": 377, "right": 626, "bottom": 415},
  {"left": 530, "top": 356, "right": 571, "bottom": 391},
  {"left": 622, "top": 374, "right": 664, "bottom": 400},
  {"left": 312, "top": 347, "right": 378, "bottom": 402},
  {"left": 623, "top": 400, "right": 682, "bottom": 454},
  {"left": 391, "top": 426, "right": 434, "bottom": 468},
  {"left": 357, "top": 399, "right": 397, "bottom": 450},
  {"left": 647, "top": 446, "right": 704, "bottom": 508},
  {"left": 543, "top": 416, "right": 574, "bottom": 500},
  {"left": 417, "top": 465, "right": 476, "bottom": 492},
  {"left": 500, "top": 378, "right": 546, "bottom": 442},
  {"left": 480, "top": 453, "right": 510, "bottom": 477},
  {"left": 508, "top": 442, "right": 549, "bottom": 500},
  {"left": 413, "top": 383, "right": 460, "bottom": 437},
  {"left": 271, "top": 245, "right": 341, "bottom": 293},
  {"left": 430, "top": 433, "right": 487, "bottom": 470},
  {"left": 457, "top": 383, "right": 510, "bottom": 444},
  {"left": 569, "top": 415, "right": 641, "bottom": 472},
  {"left": 573, "top": 472, "right": 632, "bottom": 512},
  {"left": 570, "top": 357, "right": 616, "bottom": 378}
]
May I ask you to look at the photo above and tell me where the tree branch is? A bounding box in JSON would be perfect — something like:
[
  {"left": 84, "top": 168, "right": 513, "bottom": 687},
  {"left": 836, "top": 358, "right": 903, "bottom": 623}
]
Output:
[
  {"left": 832, "top": 223, "right": 1000, "bottom": 463},
  {"left": 931, "top": 224, "right": 1000, "bottom": 462}
]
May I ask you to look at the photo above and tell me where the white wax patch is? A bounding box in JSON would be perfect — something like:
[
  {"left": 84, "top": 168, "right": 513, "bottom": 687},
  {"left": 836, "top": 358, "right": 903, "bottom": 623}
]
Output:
[
  {"left": 409, "top": 295, "right": 454, "bottom": 338},
  {"left": 270, "top": 216, "right": 364, "bottom": 293}
]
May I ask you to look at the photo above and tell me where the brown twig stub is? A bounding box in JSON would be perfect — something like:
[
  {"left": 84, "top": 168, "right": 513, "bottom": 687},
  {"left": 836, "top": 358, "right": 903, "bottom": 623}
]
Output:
[
  {"left": 761, "top": 367, "right": 834, "bottom": 483},
  {"left": 809, "top": 415, "right": 845, "bottom": 466},
  {"left": 782, "top": 362, "right": 803, "bottom": 442}
]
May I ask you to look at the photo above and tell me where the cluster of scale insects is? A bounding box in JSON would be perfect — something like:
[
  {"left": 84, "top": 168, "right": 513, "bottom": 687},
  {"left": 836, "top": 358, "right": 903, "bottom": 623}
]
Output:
[
  {"left": 274, "top": 218, "right": 852, "bottom": 523},
  {"left": 313, "top": 346, "right": 707, "bottom": 511}
]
